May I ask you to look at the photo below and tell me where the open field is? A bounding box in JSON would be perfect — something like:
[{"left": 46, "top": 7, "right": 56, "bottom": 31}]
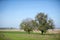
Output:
[{"left": 0, "top": 29, "right": 60, "bottom": 40}]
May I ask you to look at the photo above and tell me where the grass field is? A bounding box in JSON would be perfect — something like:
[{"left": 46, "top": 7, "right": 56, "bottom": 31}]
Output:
[{"left": 0, "top": 31, "right": 60, "bottom": 40}]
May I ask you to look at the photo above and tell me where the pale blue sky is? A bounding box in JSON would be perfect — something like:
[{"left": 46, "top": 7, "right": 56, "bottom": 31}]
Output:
[{"left": 0, "top": 0, "right": 60, "bottom": 29}]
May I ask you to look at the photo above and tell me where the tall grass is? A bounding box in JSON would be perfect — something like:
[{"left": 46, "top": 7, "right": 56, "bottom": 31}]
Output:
[{"left": 0, "top": 31, "right": 10, "bottom": 40}]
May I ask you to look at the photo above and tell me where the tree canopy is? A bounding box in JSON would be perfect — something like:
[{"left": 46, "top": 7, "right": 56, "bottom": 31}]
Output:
[
  {"left": 35, "top": 12, "right": 55, "bottom": 34},
  {"left": 20, "top": 18, "right": 34, "bottom": 34}
]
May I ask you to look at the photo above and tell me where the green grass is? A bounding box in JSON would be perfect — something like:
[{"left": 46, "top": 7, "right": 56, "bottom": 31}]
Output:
[{"left": 0, "top": 31, "right": 60, "bottom": 40}]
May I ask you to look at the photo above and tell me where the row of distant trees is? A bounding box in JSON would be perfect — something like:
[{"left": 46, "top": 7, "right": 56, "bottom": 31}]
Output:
[
  {"left": 0, "top": 27, "right": 17, "bottom": 29},
  {"left": 20, "top": 12, "right": 55, "bottom": 34}
]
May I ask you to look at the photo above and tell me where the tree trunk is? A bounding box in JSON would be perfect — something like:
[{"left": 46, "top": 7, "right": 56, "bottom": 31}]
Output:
[
  {"left": 28, "top": 30, "right": 30, "bottom": 34},
  {"left": 41, "top": 30, "right": 44, "bottom": 35}
]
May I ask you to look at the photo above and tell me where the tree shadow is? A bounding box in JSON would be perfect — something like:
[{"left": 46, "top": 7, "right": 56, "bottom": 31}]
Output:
[{"left": 32, "top": 32, "right": 59, "bottom": 36}]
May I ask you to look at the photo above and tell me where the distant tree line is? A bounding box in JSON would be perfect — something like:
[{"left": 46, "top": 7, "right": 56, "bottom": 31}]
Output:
[{"left": 0, "top": 27, "right": 15, "bottom": 29}]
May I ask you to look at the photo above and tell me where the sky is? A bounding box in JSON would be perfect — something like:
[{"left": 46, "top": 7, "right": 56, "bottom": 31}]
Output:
[{"left": 0, "top": 0, "right": 60, "bottom": 29}]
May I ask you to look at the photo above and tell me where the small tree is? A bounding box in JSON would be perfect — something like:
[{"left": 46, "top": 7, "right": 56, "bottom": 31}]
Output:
[
  {"left": 35, "top": 12, "right": 55, "bottom": 34},
  {"left": 20, "top": 18, "right": 34, "bottom": 34}
]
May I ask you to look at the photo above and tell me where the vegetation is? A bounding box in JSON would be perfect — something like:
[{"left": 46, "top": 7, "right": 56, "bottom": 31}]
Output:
[
  {"left": 35, "top": 13, "right": 54, "bottom": 34},
  {"left": 0, "top": 31, "right": 60, "bottom": 40},
  {"left": 20, "top": 12, "right": 55, "bottom": 34},
  {"left": 0, "top": 33, "right": 5, "bottom": 40},
  {"left": 0, "top": 12, "right": 56, "bottom": 40},
  {"left": 0, "top": 32, "right": 9, "bottom": 40},
  {"left": 20, "top": 18, "right": 34, "bottom": 34}
]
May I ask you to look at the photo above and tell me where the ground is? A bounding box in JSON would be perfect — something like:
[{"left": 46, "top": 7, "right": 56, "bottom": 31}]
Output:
[{"left": 0, "top": 29, "right": 60, "bottom": 40}]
